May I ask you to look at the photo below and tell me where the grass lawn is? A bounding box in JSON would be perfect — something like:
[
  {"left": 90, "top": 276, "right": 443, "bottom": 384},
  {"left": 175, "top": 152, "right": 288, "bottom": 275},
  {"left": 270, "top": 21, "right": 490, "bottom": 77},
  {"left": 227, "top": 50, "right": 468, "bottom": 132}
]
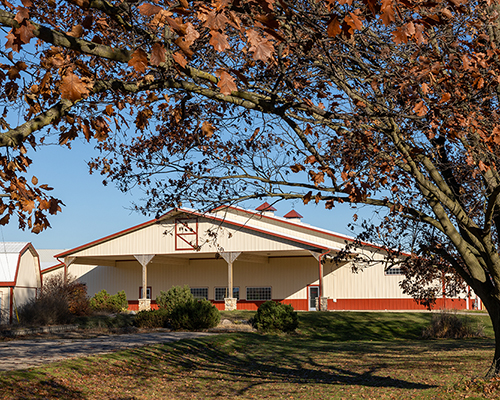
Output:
[{"left": 1, "top": 311, "right": 498, "bottom": 399}]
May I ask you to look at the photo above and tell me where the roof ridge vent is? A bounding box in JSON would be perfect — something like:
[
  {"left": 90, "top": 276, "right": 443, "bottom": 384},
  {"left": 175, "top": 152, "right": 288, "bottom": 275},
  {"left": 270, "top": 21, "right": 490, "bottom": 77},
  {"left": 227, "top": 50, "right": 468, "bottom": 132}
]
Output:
[
  {"left": 283, "top": 209, "right": 303, "bottom": 222},
  {"left": 255, "top": 202, "right": 276, "bottom": 216}
]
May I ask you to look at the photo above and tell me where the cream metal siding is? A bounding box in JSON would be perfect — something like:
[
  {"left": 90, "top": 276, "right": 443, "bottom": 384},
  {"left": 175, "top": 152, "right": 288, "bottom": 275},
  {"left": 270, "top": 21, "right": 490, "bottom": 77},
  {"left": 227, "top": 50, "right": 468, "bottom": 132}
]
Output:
[
  {"left": 16, "top": 249, "right": 41, "bottom": 290},
  {"left": 0, "top": 288, "right": 8, "bottom": 325}
]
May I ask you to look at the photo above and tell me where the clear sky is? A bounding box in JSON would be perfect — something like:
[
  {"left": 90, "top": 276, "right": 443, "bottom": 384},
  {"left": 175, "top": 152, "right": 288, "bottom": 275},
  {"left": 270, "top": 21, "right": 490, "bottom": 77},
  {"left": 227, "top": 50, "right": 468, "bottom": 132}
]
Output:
[{"left": 0, "top": 139, "right": 374, "bottom": 251}]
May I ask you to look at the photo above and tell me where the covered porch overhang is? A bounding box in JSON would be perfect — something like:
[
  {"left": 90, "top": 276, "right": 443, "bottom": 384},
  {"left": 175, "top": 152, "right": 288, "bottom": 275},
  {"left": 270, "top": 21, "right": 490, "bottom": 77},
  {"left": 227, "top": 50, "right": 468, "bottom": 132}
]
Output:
[{"left": 60, "top": 247, "right": 344, "bottom": 311}]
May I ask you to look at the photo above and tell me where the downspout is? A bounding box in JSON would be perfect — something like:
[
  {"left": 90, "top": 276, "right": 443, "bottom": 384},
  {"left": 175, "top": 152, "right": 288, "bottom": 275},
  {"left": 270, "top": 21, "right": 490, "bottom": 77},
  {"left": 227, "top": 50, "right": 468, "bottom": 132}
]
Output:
[{"left": 9, "top": 287, "right": 13, "bottom": 325}]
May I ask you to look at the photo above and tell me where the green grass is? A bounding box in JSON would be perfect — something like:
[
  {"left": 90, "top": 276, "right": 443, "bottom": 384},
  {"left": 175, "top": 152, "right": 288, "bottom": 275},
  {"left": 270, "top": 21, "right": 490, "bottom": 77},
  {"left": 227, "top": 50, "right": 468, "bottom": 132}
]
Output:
[{"left": 0, "top": 311, "right": 497, "bottom": 399}]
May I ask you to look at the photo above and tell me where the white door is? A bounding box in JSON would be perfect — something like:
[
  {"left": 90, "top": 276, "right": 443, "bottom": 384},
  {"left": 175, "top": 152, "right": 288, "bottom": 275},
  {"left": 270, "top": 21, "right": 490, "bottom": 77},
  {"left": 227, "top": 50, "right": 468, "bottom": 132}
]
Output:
[{"left": 308, "top": 286, "right": 319, "bottom": 311}]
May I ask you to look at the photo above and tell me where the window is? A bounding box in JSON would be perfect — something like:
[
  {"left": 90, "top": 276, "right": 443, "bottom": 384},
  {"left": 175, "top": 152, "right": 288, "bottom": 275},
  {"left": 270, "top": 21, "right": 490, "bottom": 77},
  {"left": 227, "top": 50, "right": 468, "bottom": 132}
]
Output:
[
  {"left": 139, "top": 286, "right": 152, "bottom": 299},
  {"left": 385, "top": 267, "right": 403, "bottom": 275},
  {"left": 190, "top": 288, "right": 208, "bottom": 300},
  {"left": 215, "top": 287, "right": 240, "bottom": 301},
  {"left": 246, "top": 287, "right": 271, "bottom": 301}
]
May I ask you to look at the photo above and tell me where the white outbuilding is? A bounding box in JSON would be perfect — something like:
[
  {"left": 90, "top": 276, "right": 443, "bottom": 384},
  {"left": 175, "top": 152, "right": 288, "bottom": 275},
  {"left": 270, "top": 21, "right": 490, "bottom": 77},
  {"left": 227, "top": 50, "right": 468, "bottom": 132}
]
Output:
[
  {"left": 0, "top": 242, "right": 42, "bottom": 324},
  {"left": 53, "top": 204, "right": 471, "bottom": 312}
]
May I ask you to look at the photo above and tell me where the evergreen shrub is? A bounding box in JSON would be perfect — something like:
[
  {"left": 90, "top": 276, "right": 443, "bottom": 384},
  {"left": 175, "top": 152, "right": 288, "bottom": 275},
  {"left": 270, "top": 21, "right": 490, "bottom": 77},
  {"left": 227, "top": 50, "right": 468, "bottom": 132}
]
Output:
[
  {"left": 156, "top": 285, "right": 194, "bottom": 313},
  {"left": 253, "top": 301, "right": 298, "bottom": 333},
  {"left": 170, "top": 299, "right": 221, "bottom": 331}
]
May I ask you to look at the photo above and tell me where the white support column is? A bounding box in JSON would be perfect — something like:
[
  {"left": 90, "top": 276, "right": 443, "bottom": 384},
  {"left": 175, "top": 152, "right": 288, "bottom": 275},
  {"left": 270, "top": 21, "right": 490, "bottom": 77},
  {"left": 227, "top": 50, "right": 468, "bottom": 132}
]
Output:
[
  {"left": 134, "top": 254, "right": 155, "bottom": 311},
  {"left": 219, "top": 252, "right": 241, "bottom": 311}
]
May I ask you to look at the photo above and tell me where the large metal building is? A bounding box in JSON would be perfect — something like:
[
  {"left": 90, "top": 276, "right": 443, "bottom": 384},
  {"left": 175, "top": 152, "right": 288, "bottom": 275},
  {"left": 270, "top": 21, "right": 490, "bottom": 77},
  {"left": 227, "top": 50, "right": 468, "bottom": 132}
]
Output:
[{"left": 50, "top": 204, "right": 472, "bottom": 312}]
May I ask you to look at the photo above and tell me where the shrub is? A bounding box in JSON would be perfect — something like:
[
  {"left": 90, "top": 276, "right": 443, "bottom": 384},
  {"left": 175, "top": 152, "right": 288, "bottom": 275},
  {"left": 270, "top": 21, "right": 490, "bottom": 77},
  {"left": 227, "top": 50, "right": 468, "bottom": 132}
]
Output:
[
  {"left": 18, "top": 274, "right": 91, "bottom": 326},
  {"left": 422, "top": 311, "right": 485, "bottom": 339},
  {"left": 156, "top": 285, "right": 194, "bottom": 313},
  {"left": 253, "top": 301, "right": 298, "bottom": 333},
  {"left": 134, "top": 309, "right": 170, "bottom": 328},
  {"left": 90, "top": 290, "right": 128, "bottom": 313},
  {"left": 170, "top": 299, "right": 221, "bottom": 331}
]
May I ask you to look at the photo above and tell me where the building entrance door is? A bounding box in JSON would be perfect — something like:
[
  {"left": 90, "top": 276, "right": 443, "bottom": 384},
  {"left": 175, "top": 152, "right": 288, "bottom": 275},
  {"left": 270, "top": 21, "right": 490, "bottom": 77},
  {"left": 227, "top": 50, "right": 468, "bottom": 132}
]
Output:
[{"left": 308, "top": 286, "right": 319, "bottom": 311}]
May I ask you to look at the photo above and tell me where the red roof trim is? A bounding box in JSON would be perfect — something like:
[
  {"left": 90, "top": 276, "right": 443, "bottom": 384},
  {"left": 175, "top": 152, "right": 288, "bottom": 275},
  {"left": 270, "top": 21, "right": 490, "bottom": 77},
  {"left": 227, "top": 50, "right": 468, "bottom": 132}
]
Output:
[
  {"left": 284, "top": 210, "right": 303, "bottom": 219},
  {"left": 41, "top": 263, "right": 65, "bottom": 274}
]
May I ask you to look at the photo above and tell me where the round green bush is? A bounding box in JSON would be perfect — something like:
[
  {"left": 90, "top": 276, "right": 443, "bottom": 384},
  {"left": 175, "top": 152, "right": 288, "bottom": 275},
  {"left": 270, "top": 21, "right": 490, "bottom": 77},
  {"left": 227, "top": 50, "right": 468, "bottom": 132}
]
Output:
[
  {"left": 134, "top": 309, "right": 170, "bottom": 328},
  {"left": 253, "top": 301, "right": 298, "bottom": 333},
  {"left": 170, "top": 299, "right": 221, "bottom": 331},
  {"left": 90, "top": 289, "right": 128, "bottom": 313}
]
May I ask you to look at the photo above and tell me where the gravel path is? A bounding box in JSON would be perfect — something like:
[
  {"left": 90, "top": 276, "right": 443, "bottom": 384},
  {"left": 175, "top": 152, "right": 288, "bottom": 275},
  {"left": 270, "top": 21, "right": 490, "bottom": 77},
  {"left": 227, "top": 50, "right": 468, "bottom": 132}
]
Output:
[{"left": 0, "top": 331, "right": 215, "bottom": 371}]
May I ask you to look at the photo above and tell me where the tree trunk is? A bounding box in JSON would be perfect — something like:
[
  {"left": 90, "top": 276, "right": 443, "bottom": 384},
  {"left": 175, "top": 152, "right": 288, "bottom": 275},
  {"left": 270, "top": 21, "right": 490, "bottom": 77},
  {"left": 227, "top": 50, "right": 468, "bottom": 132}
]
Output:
[{"left": 481, "top": 294, "right": 500, "bottom": 378}]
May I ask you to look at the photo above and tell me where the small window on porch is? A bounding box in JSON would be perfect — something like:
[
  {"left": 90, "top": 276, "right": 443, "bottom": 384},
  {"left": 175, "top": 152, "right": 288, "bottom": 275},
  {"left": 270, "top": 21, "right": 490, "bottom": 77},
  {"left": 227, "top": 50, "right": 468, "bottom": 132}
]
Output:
[
  {"left": 246, "top": 287, "right": 271, "bottom": 301},
  {"left": 215, "top": 287, "right": 240, "bottom": 301},
  {"left": 190, "top": 287, "right": 208, "bottom": 300},
  {"left": 385, "top": 267, "right": 403, "bottom": 275},
  {"left": 139, "top": 286, "right": 152, "bottom": 299}
]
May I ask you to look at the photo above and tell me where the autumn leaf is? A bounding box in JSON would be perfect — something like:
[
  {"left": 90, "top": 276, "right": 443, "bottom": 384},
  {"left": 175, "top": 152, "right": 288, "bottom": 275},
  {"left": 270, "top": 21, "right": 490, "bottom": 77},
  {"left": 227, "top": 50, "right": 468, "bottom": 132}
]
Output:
[
  {"left": 217, "top": 69, "right": 237, "bottom": 95},
  {"left": 291, "top": 164, "right": 305, "bottom": 173},
  {"left": 413, "top": 100, "right": 428, "bottom": 116},
  {"left": 439, "top": 93, "right": 451, "bottom": 104},
  {"left": 201, "top": 121, "right": 215, "bottom": 138},
  {"left": 67, "top": 25, "right": 84, "bottom": 38},
  {"left": 128, "top": 49, "right": 149, "bottom": 73},
  {"left": 31, "top": 176, "right": 38, "bottom": 185},
  {"left": 209, "top": 31, "right": 230, "bottom": 52},
  {"left": 138, "top": 3, "right": 162, "bottom": 16},
  {"left": 172, "top": 51, "right": 188, "bottom": 68},
  {"left": 151, "top": 43, "right": 166, "bottom": 66},
  {"left": 327, "top": 15, "right": 342, "bottom": 38},
  {"left": 60, "top": 72, "right": 91, "bottom": 102},
  {"left": 303, "top": 191, "right": 312, "bottom": 204}
]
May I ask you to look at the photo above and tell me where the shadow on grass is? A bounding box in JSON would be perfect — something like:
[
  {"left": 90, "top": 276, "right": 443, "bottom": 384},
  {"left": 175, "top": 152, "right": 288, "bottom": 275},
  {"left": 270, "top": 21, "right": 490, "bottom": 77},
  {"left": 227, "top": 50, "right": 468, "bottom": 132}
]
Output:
[
  {"left": 0, "top": 370, "right": 86, "bottom": 399},
  {"left": 94, "top": 333, "right": 438, "bottom": 397}
]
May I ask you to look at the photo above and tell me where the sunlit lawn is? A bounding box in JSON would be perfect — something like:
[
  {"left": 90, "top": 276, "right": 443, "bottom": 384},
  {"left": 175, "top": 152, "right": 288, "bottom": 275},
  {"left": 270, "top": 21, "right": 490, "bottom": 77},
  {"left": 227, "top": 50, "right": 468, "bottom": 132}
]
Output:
[{"left": 1, "top": 311, "right": 498, "bottom": 399}]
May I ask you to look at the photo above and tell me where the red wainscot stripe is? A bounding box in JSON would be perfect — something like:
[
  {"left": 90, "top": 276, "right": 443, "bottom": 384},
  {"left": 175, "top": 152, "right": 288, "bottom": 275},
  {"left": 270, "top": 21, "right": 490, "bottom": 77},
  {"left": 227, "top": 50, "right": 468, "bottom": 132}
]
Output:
[
  {"left": 214, "top": 299, "right": 308, "bottom": 311},
  {"left": 328, "top": 298, "right": 467, "bottom": 311},
  {"left": 127, "top": 300, "right": 159, "bottom": 312}
]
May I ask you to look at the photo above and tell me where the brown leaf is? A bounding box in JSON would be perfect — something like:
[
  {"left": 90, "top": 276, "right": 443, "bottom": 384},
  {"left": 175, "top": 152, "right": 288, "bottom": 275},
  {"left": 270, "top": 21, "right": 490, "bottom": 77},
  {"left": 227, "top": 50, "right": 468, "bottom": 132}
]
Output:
[
  {"left": 291, "top": 164, "right": 305, "bottom": 173},
  {"left": 17, "top": 21, "right": 35, "bottom": 44},
  {"left": 151, "top": 43, "right": 166, "bottom": 66},
  {"left": 303, "top": 191, "right": 312, "bottom": 205},
  {"left": 327, "top": 15, "right": 342, "bottom": 38},
  {"left": 217, "top": 69, "right": 237, "bottom": 95},
  {"left": 67, "top": 25, "right": 84, "bottom": 38},
  {"left": 209, "top": 31, "right": 230, "bottom": 52},
  {"left": 201, "top": 121, "right": 215, "bottom": 138},
  {"left": 128, "top": 48, "right": 149, "bottom": 73},
  {"left": 172, "top": 51, "right": 188, "bottom": 68},
  {"left": 31, "top": 176, "right": 38, "bottom": 185},
  {"left": 60, "top": 72, "right": 91, "bottom": 102},
  {"left": 138, "top": 3, "right": 162, "bottom": 16},
  {"left": 413, "top": 100, "right": 428, "bottom": 116},
  {"left": 14, "top": 7, "right": 29, "bottom": 24},
  {"left": 0, "top": 214, "right": 10, "bottom": 225}
]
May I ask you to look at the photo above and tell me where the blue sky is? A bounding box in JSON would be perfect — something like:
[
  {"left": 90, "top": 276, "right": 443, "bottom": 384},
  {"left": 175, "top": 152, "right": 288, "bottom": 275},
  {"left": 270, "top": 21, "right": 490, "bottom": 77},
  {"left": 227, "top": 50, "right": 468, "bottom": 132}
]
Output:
[{"left": 0, "top": 139, "right": 372, "bottom": 250}]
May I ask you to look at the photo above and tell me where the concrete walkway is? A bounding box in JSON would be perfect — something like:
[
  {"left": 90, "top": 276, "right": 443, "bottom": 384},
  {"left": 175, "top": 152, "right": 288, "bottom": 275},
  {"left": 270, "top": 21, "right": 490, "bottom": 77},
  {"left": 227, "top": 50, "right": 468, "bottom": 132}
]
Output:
[{"left": 0, "top": 331, "right": 215, "bottom": 371}]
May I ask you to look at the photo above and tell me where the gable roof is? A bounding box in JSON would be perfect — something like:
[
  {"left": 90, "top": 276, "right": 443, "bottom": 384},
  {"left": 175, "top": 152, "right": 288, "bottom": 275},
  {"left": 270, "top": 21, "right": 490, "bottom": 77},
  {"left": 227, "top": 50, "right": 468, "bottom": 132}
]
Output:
[{"left": 0, "top": 242, "right": 32, "bottom": 283}]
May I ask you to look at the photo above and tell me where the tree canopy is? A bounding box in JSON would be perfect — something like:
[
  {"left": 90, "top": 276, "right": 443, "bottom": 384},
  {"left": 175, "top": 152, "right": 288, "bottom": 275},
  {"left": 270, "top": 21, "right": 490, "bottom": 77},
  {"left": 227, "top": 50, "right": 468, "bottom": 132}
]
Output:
[{"left": 4, "top": 0, "right": 500, "bottom": 374}]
